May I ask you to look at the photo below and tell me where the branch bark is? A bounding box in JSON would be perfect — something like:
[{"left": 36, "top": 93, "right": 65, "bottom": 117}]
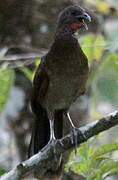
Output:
[
  {"left": 1, "top": 110, "right": 118, "bottom": 180},
  {"left": 0, "top": 52, "right": 47, "bottom": 61}
]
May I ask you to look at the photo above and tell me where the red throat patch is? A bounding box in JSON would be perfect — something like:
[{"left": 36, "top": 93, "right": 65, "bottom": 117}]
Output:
[{"left": 70, "top": 23, "right": 80, "bottom": 30}]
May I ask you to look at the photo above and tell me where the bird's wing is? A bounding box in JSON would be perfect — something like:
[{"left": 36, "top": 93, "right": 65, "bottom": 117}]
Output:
[
  {"left": 29, "top": 60, "right": 50, "bottom": 157},
  {"left": 31, "top": 60, "right": 49, "bottom": 114}
]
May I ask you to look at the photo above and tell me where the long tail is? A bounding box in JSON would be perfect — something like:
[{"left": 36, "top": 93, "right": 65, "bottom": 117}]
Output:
[
  {"left": 28, "top": 104, "right": 50, "bottom": 157},
  {"left": 28, "top": 105, "right": 64, "bottom": 157},
  {"left": 54, "top": 110, "right": 64, "bottom": 139}
]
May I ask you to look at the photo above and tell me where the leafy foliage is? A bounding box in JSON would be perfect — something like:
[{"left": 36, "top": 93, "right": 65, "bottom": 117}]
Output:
[
  {"left": 66, "top": 136, "right": 118, "bottom": 179},
  {"left": 81, "top": 34, "right": 118, "bottom": 105},
  {"left": 82, "top": 34, "right": 105, "bottom": 64},
  {"left": 96, "top": 53, "right": 118, "bottom": 104},
  {"left": 0, "top": 69, "right": 14, "bottom": 112},
  {"left": 20, "top": 59, "right": 40, "bottom": 81}
]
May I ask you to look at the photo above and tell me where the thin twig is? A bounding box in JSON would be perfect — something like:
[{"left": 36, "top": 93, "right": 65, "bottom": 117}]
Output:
[{"left": 0, "top": 53, "right": 46, "bottom": 61}]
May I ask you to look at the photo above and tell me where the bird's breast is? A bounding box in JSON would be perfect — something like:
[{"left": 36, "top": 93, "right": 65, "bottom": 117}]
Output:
[{"left": 41, "top": 55, "right": 89, "bottom": 111}]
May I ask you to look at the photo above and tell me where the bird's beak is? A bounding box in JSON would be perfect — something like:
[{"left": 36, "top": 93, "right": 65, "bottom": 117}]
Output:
[
  {"left": 80, "top": 12, "right": 91, "bottom": 22},
  {"left": 76, "top": 12, "right": 91, "bottom": 30}
]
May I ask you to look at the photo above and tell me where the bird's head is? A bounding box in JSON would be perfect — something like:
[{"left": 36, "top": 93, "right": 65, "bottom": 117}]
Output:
[{"left": 57, "top": 6, "right": 91, "bottom": 35}]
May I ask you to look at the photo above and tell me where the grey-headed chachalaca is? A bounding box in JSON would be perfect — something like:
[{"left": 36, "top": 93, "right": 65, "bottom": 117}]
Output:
[{"left": 29, "top": 5, "right": 91, "bottom": 179}]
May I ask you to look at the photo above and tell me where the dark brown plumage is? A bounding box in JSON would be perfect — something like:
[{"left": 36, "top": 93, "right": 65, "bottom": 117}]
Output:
[{"left": 29, "top": 5, "right": 91, "bottom": 178}]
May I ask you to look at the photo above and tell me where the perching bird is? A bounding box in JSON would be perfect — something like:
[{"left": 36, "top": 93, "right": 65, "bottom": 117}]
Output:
[{"left": 29, "top": 5, "right": 91, "bottom": 173}]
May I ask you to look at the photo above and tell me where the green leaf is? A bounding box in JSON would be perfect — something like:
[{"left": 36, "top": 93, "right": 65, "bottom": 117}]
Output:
[
  {"left": 67, "top": 138, "right": 97, "bottom": 176},
  {"left": 105, "top": 167, "right": 118, "bottom": 179},
  {"left": 66, "top": 137, "right": 118, "bottom": 179},
  {"left": 0, "top": 169, "right": 6, "bottom": 175},
  {"left": 20, "top": 67, "right": 33, "bottom": 81},
  {"left": 89, "top": 161, "right": 118, "bottom": 180},
  {"left": 0, "top": 69, "right": 14, "bottom": 112},
  {"left": 20, "top": 59, "right": 41, "bottom": 81},
  {"left": 92, "top": 142, "right": 118, "bottom": 158},
  {"left": 35, "top": 58, "right": 41, "bottom": 66}
]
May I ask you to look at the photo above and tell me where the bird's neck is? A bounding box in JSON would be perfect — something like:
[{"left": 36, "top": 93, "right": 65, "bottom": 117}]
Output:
[
  {"left": 56, "top": 24, "right": 74, "bottom": 36},
  {"left": 45, "top": 31, "right": 88, "bottom": 71},
  {"left": 46, "top": 32, "right": 88, "bottom": 68},
  {"left": 50, "top": 31, "right": 78, "bottom": 54}
]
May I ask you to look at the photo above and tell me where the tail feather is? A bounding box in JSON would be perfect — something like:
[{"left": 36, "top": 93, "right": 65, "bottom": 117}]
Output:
[
  {"left": 28, "top": 104, "right": 50, "bottom": 157},
  {"left": 54, "top": 110, "right": 64, "bottom": 139}
]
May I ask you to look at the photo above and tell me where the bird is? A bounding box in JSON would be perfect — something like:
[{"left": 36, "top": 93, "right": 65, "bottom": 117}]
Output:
[{"left": 28, "top": 5, "right": 91, "bottom": 177}]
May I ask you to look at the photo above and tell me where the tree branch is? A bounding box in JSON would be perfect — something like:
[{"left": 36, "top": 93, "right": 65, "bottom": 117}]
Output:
[
  {"left": 0, "top": 53, "right": 45, "bottom": 61},
  {"left": 1, "top": 111, "right": 118, "bottom": 180}
]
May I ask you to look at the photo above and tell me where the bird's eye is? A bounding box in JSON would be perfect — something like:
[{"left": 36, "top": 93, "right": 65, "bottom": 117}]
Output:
[{"left": 71, "top": 11, "right": 78, "bottom": 16}]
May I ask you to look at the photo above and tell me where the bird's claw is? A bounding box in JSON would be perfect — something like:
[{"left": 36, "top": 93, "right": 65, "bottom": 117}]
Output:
[
  {"left": 47, "top": 138, "right": 62, "bottom": 165},
  {"left": 58, "top": 139, "right": 64, "bottom": 147},
  {"left": 71, "top": 127, "right": 78, "bottom": 155},
  {"left": 48, "top": 138, "right": 57, "bottom": 155},
  {"left": 83, "top": 132, "right": 87, "bottom": 140}
]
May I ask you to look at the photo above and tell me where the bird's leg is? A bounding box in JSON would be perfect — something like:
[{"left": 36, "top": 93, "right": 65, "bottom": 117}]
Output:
[
  {"left": 47, "top": 113, "right": 62, "bottom": 165},
  {"left": 49, "top": 118, "right": 56, "bottom": 142},
  {"left": 49, "top": 116, "right": 64, "bottom": 147},
  {"left": 48, "top": 112, "right": 56, "bottom": 143},
  {"left": 47, "top": 113, "right": 57, "bottom": 156},
  {"left": 67, "top": 112, "right": 78, "bottom": 156}
]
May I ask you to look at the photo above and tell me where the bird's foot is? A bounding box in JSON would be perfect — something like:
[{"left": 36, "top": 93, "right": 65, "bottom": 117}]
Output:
[
  {"left": 71, "top": 127, "right": 78, "bottom": 156},
  {"left": 48, "top": 137, "right": 57, "bottom": 154},
  {"left": 48, "top": 138, "right": 62, "bottom": 168},
  {"left": 58, "top": 139, "right": 64, "bottom": 147}
]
